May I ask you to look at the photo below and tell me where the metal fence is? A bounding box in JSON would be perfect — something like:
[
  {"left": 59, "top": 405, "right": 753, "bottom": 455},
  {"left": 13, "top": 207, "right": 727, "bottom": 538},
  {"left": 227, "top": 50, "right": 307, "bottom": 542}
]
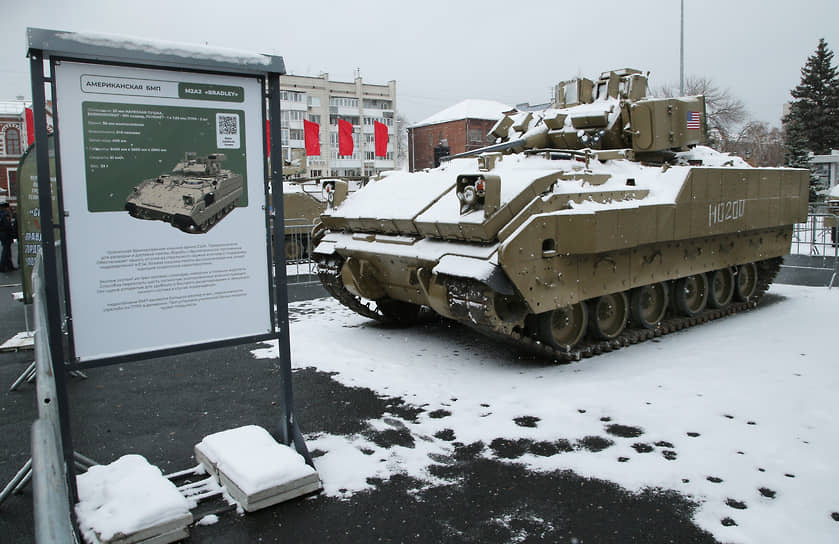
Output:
[
  {"left": 786, "top": 207, "right": 839, "bottom": 288},
  {"left": 283, "top": 220, "right": 319, "bottom": 286},
  {"left": 30, "top": 253, "right": 77, "bottom": 543}
]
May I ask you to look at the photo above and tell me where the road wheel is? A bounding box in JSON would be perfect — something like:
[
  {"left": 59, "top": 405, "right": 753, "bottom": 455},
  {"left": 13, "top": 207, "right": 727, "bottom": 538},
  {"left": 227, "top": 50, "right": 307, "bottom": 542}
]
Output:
[
  {"left": 538, "top": 302, "right": 588, "bottom": 350},
  {"left": 588, "top": 292, "right": 629, "bottom": 340},
  {"left": 708, "top": 268, "right": 735, "bottom": 308},
  {"left": 630, "top": 283, "right": 669, "bottom": 329},
  {"left": 734, "top": 262, "right": 758, "bottom": 301},
  {"left": 673, "top": 274, "right": 708, "bottom": 316}
]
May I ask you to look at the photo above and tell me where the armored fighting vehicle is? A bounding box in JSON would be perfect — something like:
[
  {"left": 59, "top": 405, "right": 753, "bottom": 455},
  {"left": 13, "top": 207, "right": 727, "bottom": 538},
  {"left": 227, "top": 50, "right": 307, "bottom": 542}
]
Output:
[
  {"left": 313, "top": 69, "right": 809, "bottom": 360},
  {"left": 125, "top": 153, "right": 243, "bottom": 233},
  {"left": 282, "top": 179, "right": 348, "bottom": 260}
]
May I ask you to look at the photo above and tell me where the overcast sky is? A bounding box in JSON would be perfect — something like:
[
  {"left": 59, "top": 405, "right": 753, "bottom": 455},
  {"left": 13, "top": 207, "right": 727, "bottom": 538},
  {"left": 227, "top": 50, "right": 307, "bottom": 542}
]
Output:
[{"left": 2, "top": 0, "right": 837, "bottom": 127}]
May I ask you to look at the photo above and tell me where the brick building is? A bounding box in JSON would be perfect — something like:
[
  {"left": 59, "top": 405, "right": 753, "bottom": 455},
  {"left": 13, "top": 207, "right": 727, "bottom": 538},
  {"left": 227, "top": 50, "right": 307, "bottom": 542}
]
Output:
[
  {"left": 0, "top": 101, "right": 29, "bottom": 209},
  {"left": 408, "top": 99, "right": 510, "bottom": 172}
]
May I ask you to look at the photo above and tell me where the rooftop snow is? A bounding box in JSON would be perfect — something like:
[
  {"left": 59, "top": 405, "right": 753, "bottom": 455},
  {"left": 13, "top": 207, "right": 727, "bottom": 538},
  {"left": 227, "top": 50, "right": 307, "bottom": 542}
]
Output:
[{"left": 412, "top": 99, "right": 512, "bottom": 128}]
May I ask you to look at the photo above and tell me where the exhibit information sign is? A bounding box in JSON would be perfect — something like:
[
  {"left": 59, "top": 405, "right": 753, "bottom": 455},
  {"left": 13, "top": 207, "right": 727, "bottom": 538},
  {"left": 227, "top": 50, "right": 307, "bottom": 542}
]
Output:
[
  {"left": 54, "top": 61, "right": 271, "bottom": 361},
  {"left": 17, "top": 135, "right": 58, "bottom": 304}
]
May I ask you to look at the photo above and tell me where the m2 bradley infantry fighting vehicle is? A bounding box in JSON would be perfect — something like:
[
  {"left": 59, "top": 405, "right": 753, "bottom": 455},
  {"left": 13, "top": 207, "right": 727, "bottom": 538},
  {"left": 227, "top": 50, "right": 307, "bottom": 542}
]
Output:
[
  {"left": 125, "top": 152, "right": 243, "bottom": 233},
  {"left": 313, "top": 69, "right": 809, "bottom": 360}
]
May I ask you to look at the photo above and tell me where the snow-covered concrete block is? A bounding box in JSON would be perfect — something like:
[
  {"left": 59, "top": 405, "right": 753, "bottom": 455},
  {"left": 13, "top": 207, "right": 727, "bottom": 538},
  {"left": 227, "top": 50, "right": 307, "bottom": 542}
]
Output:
[
  {"left": 75, "top": 454, "right": 193, "bottom": 544},
  {"left": 194, "top": 425, "right": 321, "bottom": 512}
]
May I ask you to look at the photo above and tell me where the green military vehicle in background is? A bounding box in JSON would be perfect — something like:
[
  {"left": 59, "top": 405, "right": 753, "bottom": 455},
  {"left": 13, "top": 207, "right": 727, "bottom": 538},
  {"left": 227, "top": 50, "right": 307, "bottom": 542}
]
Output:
[
  {"left": 312, "top": 68, "right": 809, "bottom": 360},
  {"left": 282, "top": 177, "right": 350, "bottom": 260}
]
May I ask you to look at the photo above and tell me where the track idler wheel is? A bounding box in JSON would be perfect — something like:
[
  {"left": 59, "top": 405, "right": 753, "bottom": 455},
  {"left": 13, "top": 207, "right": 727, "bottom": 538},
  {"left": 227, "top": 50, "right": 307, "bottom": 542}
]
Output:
[
  {"left": 538, "top": 302, "right": 588, "bottom": 350},
  {"left": 708, "top": 268, "right": 735, "bottom": 308},
  {"left": 734, "top": 262, "right": 758, "bottom": 301},
  {"left": 630, "top": 282, "right": 669, "bottom": 329},
  {"left": 673, "top": 273, "right": 708, "bottom": 317},
  {"left": 588, "top": 292, "right": 629, "bottom": 340}
]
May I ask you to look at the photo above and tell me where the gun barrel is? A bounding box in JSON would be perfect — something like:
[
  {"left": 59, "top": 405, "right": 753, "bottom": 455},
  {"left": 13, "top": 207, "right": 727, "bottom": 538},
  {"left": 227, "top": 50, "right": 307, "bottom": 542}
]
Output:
[{"left": 442, "top": 138, "right": 526, "bottom": 161}]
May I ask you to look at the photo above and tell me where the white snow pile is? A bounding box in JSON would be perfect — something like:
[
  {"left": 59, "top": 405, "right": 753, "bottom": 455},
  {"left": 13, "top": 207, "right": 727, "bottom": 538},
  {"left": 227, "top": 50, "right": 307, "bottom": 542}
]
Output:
[
  {"left": 57, "top": 30, "right": 274, "bottom": 66},
  {"left": 412, "top": 99, "right": 512, "bottom": 128},
  {"left": 253, "top": 283, "right": 839, "bottom": 544},
  {"left": 195, "top": 424, "right": 316, "bottom": 495},
  {"left": 75, "top": 454, "right": 193, "bottom": 543}
]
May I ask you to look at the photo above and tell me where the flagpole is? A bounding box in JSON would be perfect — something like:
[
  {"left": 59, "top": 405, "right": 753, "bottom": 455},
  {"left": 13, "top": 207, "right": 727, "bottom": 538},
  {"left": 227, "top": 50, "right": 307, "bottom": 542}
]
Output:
[{"left": 680, "top": 0, "right": 684, "bottom": 95}]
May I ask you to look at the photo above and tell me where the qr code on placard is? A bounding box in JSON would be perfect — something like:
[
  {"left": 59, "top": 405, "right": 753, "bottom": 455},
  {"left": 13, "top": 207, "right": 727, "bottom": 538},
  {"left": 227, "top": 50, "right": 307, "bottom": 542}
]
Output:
[{"left": 216, "top": 112, "right": 240, "bottom": 149}]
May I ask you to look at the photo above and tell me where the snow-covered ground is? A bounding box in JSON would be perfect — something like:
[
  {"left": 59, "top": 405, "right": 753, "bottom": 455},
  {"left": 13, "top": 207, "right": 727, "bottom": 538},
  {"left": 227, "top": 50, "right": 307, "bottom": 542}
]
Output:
[{"left": 253, "top": 284, "right": 839, "bottom": 544}]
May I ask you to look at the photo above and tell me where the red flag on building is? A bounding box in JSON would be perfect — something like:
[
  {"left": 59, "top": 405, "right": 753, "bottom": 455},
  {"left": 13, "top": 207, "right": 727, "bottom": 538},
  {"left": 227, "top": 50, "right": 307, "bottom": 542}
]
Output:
[
  {"left": 25, "top": 107, "right": 35, "bottom": 147},
  {"left": 265, "top": 120, "right": 270, "bottom": 156},
  {"left": 303, "top": 119, "right": 320, "bottom": 155},
  {"left": 374, "top": 121, "right": 388, "bottom": 158},
  {"left": 338, "top": 119, "right": 354, "bottom": 156}
]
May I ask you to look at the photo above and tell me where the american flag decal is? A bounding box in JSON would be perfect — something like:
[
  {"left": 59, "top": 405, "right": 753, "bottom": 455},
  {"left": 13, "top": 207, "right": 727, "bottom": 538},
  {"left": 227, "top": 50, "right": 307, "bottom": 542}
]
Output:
[{"left": 687, "top": 111, "right": 701, "bottom": 130}]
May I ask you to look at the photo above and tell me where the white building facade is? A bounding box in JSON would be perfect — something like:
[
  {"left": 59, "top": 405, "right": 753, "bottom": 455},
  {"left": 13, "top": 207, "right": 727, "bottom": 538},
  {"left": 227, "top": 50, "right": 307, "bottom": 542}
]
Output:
[{"left": 279, "top": 74, "right": 396, "bottom": 178}]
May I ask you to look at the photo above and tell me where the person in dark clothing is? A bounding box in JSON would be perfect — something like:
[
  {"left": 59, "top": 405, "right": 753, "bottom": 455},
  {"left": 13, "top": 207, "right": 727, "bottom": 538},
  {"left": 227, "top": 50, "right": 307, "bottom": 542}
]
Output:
[{"left": 0, "top": 201, "right": 16, "bottom": 272}]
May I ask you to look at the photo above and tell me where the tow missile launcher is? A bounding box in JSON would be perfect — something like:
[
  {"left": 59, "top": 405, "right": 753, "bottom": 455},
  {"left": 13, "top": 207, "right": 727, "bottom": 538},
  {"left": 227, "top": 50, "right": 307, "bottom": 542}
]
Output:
[
  {"left": 125, "top": 153, "right": 243, "bottom": 233},
  {"left": 313, "top": 69, "right": 809, "bottom": 360}
]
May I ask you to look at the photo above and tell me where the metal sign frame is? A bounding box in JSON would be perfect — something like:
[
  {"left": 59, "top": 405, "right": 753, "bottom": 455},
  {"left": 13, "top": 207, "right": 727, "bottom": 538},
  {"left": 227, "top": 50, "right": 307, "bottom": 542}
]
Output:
[{"left": 27, "top": 27, "right": 307, "bottom": 508}]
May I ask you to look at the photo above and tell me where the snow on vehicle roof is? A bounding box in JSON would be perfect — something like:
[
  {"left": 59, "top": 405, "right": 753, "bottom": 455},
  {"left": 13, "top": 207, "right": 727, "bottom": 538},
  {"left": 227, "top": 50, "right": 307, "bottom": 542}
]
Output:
[
  {"left": 330, "top": 158, "right": 477, "bottom": 221},
  {"left": 411, "top": 99, "right": 512, "bottom": 128},
  {"left": 334, "top": 146, "right": 757, "bottom": 228}
]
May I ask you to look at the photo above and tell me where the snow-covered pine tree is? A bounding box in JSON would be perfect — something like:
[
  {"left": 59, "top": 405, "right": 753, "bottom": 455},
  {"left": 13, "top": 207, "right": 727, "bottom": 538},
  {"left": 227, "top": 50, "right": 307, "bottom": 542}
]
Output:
[{"left": 783, "top": 39, "right": 839, "bottom": 162}]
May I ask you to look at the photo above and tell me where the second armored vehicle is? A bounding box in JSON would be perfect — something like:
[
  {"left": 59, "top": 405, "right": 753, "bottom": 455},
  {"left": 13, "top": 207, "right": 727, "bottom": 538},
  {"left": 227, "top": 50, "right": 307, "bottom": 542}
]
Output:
[
  {"left": 282, "top": 179, "right": 353, "bottom": 260},
  {"left": 125, "top": 153, "right": 243, "bottom": 233},
  {"left": 313, "top": 69, "right": 809, "bottom": 360}
]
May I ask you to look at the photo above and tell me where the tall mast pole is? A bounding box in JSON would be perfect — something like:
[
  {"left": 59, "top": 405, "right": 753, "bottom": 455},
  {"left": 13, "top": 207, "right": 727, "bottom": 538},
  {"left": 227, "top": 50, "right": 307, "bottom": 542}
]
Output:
[{"left": 680, "top": 0, "right": 685, "bottom": 95}]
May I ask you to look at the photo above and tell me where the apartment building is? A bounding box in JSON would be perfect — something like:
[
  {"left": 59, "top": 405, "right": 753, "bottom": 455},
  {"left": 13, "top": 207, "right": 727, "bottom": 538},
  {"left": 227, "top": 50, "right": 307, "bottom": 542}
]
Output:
[{"left": 279, "top": 74, "right": 397, "bottom": 178}]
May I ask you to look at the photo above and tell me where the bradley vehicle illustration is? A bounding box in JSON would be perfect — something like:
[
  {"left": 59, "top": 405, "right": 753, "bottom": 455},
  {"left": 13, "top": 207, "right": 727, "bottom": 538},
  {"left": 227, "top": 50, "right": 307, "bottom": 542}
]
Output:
[
  {"left": 312, "top": 69, "right": 809, "bottom": 360},
  {"left": 125, "top": 153, "right": 243, "bottom": 233}
]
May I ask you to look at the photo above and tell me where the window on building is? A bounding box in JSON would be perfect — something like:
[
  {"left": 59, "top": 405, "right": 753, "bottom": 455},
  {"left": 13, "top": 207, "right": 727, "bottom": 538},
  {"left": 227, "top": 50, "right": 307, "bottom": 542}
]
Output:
[
  {"left": 280, "top": 91, "right": 304, "bottom": 103},
  {"left": 469, "top": 129, "right": 483, "bottom": 144},
  {"left": 329, "top": 96, "right": 359, "bottom": 108},
  {"left": 309, "top": 114, "right": 321, "bottom": 124},
  {"left": 363, "top": 99, "right": 392, "bottom": 110},
  {"left": 5, "top": 128, "right": 21, "bottom": 156},
  {"left": 308, "top": 96, "right": 320, "bottom": 107},
  {"left": 289, "top": 129, "right": 304, "bottom": 141},
  {"left": 310, "top": 169, "right": 322, "bottom": 177},
  {"left": 7, "top": 169, "right": 17, "bottom": 198}
]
